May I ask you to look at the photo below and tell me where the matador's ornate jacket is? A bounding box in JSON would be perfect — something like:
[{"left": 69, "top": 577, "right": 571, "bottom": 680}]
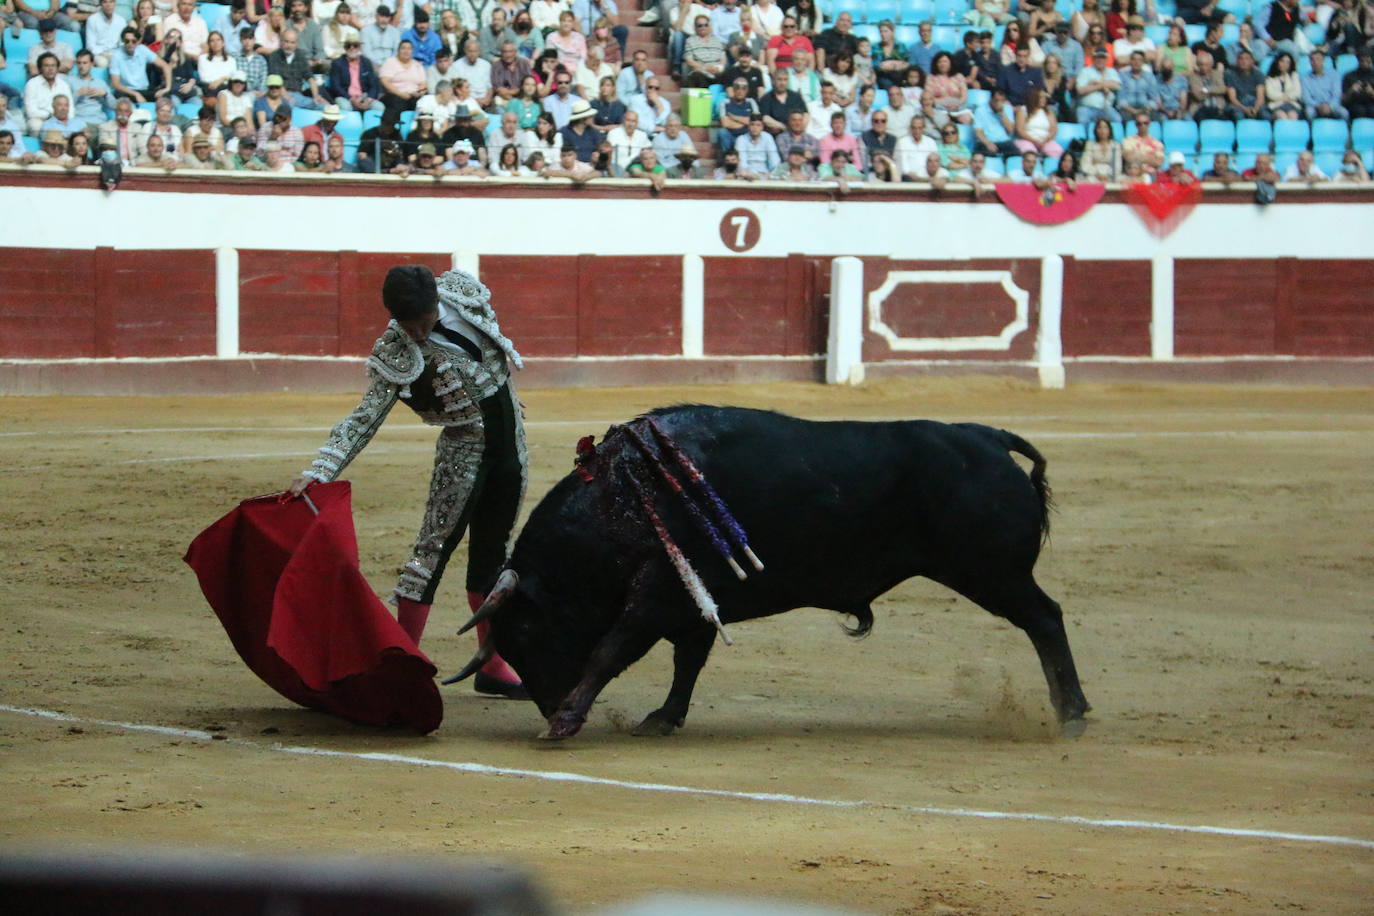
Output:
[{"left": 302, "top": 269, "right": 525, "bottom": 485}]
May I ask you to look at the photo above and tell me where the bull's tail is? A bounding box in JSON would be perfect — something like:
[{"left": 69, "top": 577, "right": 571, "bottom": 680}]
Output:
[{"left": 979, "top": 426, "right": 1053, "bottom": 544}]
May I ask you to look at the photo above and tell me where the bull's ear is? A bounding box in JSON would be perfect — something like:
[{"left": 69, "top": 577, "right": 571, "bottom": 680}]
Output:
[{"left": 456, "top": 568, "right": 520, "bottom": 636}]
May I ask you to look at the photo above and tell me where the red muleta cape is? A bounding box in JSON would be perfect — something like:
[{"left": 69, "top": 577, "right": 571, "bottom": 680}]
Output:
[{"left": 184, "top": 481, "right": 442, "bottom": 734}]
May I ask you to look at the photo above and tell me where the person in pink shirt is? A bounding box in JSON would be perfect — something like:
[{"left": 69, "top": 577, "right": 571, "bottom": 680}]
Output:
[
  {"left": 818, "top": 110, "right": 863, "bottom": 171},
  {"left": 158, "top": 0, "right": 209, "bottom": 59},
  {"left": 379, "top": 38, "right": 426, "bottom": 125},
  {"left": 546, "top": 11, "right": 587, "bottom": 76}
]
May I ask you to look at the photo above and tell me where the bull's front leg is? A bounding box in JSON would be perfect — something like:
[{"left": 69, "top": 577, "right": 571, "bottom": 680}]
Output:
[
  {"left": 541, "top": 616, "right": 663, "bottom": 740},
  {"left": 632, "top": 626, "right": 715, "bottom": 737}
]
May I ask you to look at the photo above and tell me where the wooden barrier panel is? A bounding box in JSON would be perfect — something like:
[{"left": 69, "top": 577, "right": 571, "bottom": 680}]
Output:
[
  {"left": 0, "top": 249, "right": 97, "bottom": 358},
  {"left": 1175, "top": 259, "right": 1281, "bottom": 356},
  {"left": 859, "top": 258, "right": 1040, "bottom": 362},
  {"left": 703, "top": 255, "right": 829, "bottom": 357},
  {"left": 1061, "top": 258, "right": 1152, "bottom": 357}
]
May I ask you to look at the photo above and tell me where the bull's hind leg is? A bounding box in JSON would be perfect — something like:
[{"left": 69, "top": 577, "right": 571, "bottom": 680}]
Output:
[
  {"left": 954, "top": 575, "right": 1091, "bottom": 732},
  {"left": 632, "top": 626, "right": 715, "bottom": 737}
]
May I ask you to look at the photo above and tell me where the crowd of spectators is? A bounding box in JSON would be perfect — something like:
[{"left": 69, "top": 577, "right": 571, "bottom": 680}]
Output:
[{"left": 0, "top": 0, "right": 1370, "bottom": 185}]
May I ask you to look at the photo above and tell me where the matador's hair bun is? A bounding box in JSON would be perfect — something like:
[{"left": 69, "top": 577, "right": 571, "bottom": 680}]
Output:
[{"left": 382, "top": 265, "right": 439, "bottom": 320}]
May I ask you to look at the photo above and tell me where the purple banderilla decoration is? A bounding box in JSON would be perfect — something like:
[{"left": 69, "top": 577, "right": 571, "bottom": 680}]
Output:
[
  {"left": 621, "top": 421, "right": 748, "bottom": 581},
  {"left": 618, "top": 458, "right": 732, "bottom": 645},
  {"left": 645, "top": 416, "right": 764, "bottom": 575}
]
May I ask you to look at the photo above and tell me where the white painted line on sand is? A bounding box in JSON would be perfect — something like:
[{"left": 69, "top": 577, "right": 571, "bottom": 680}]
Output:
[{"left": 2, "top": 704, "right": 1370, "bottom": 852}]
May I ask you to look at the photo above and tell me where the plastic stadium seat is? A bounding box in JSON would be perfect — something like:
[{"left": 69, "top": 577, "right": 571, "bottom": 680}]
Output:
[
  {"left": 292, "top": 107, "right": 323, "bottom": 127},
  {"left": 1303, "top": 23, "right": 1325, "bottom": 47},
  {"left": 1217, "top": 0, "right": 1248, "bottom": 19},
  {"left": 1198, "top": 118, "right": 1235, "bottom": 153},
  {"left": 1351, "top": 118, "right": 1374, "bottom": 150},
  {"left": 905, "top": 0, "right": 936, "bottom": 21},
  {"left": 869, "top": 0, "right": 902, "bottom": 23},
  {"left": 1365, "top": 151, "right": 1373, "bottom": 173},
  {"left": 1183, "top": 24, "right": 1205, "bottom": 44},
  {"left": 1297, "top": 54, "right": 1312, "bottom": 75},
  {"left": 1221, "top": 23, "right": 1240, "bottom": 42},
  {"left": 344, "top": 141, "right": 358, "bottom": 165},
  {"left": 1272, "top": 120, "right": 1308, "bottom": 153},
  {"left": 1055, "top": 121, "right": 1083, "bottom": 147},
  {"left": 334, "top": 117, "right": 363, "bottom": 146},
  {"left": 956, "top": 122, "right": 973, "bottom": 147},
  {"left": 1314, "top": 152, "right": 1342, "bottom": 177},
  {"left": 896, "top": 24, "right": 920, "bottom": 45},
  {"left": 931, "top": 24, "right": 961, "bottom": 49},
  {"left": 1161, "top": 119, "right": 1198, "bottom": 152},
  {"left": 176, "top": 101, "right": 203, "bottom": 120},
  {"left": 1235, "top": 118, "right": 1272, "bottom": 153},
  {"left": 935, "top": 0, "right": 966, "bottom": 24},
  {"left": 1054, "top": 0, "right": 1074, "bottom": 16},
  {"left": 966, "top": 88, "right": 989, "bottom": 108},
  {"left": 0, "top": 65, "right": 25, "bottom": 92},
  {"left": 831, "top": 0, "right": 866, "bottom": 21},
  {"left": 1335, "top": 54, "right": 1358, "bottom": 75},
  {"left": 4, "top": 29, "right": 42, "bottom": 63},
  {"left": 1231, "top": 151, "right": 1256, "bottom": 172},
  {"left": 22, "top": 135, "right": 39, "bottom": 153},
  {"left": 1145, "top": 25, "right": 1168, "bottom": 43},
  {"left": 1109, "top": 120, "right": 1124, "bottom": 141},
  {"left": 1273, "top": 151, "right": 1297, "bottom": 175},
  {"left": 853, "top": 24, "right": 880, "bottom": 43},
  {"left": 361, "top": 108, "right": 383, "bottom": 130},
  {"left": 1042, "top": 155, "right": 1060, "bottom": 174},
  {"left": 399, "top": 109, "right": 415, "bottom": 130},
  {"left": 1310, "top": 119, "right": 1348, "bottom": 153}
]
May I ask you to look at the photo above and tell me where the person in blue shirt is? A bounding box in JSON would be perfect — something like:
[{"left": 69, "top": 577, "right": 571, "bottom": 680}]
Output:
[
  {"left": 108, "top": 27, "right": 171, "bottom": 102},
  {"left": 972, "top": 87, "right": 1019, "bottom": 156},
  {"left": 68, "top": 49, "right": 112, "bottom": 125},
  {"left": 1042, "top": 22, "right": 1084, "bottom": 82},
  {"left": 1302, "top": 49, "right": 1348, "bottom": 120},
  {"left": 402, "top": 9, "right": 443, "bottom": 67}
]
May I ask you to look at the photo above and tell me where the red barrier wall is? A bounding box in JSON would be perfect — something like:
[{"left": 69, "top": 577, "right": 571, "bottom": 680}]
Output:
[
  {"left": 703, "top": 255, "right": 830, "bottom": 357},
  {"left": 1062, "top": 258, "right": 1152, "bottom": 357},
  {"left": 859, "top": 258, "right": 1041, "bottom": 362},
  {"left": 0, "top": 248, "right": 214, "bottom": 359}
]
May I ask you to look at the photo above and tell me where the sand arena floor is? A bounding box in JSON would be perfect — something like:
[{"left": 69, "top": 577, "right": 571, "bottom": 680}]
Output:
[{"left": 0, "top": 378, "right": 1370, "bottom": 914}]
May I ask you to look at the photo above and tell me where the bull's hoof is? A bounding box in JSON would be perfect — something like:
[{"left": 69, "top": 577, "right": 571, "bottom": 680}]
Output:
[
  {"left": 631, "top": 711, "right": 682, "bottom": 737},
  {"left": 1060, "top": 717, "right": 1088, "bottom": 738},
  {"left": 539, "top": 714, "right": 584, "bottom": 740}
]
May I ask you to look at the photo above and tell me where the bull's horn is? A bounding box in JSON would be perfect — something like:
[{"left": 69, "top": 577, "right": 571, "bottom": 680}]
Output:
[
  {"left": 455, "top": 568, "right": 520, "bottom": 637},
  {"left": 441, "top": 639, "right": 495, "bottom": 685}
]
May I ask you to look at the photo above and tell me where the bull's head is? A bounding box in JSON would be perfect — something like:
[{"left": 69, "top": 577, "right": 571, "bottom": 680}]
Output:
[{"left": 444, "top": 568, "right": 601, "bottom": 721}]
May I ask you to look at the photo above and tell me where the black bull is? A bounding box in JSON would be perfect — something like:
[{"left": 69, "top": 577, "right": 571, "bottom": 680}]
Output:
[{"left": 451, "top": 406, "right": 1091, "bottom": 740}]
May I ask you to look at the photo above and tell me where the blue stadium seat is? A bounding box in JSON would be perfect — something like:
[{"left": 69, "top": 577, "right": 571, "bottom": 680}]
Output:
[
  {"left": 1272, "top": 120, "right": 1309, "bottom": 153},
  {"left": 966, "top": 87, "right": 990, "bottom": 108},
  {"left": 399, "top": 109, "right": 415, "bottom": 130},
  {"left": 1054, "top": 0, "right": 1074, "bottom": 16},
  {"left": 931, "top": 24, "right": 962, "bottom": 49},
  {"left": 136, "top": 101, "right": 157, "bottom": 117},
  {"left": 1302, "top": 23, "right": 1325, "bottom": 47},
  {"left": 4, "top": 29, "right": 42, "bottom": 64},
  {"left": 1217, "top": 0, "right": 1248, "bottom": 17},
  {"left": 981, "top": 155, "right": 1004, "bottom": 176},
  {"left": 1335, "top": 54, "right": 1358, "bottom": 75},
  {"left": 344, "top": 141, "right": 358, "bottom": 165},
  {"left": 1221, "top": 23, "right": 1240, "bottom": 42},
  {"left": 1055, "top": 121, "right": 1083, "bottom": 147},
  {"left": 1109, "top": 120, "right": 1124, "bottom": 141},
  {"left": 1161, "top": 119, "right": 1198, "bottom": 152},
  {"left": 1235, "top": 118, "right": 1272, "bottom": 153},
  {"left": 1042, "top": 155, "right": 1060, "bottom": 174},
  {"left": 335, "top": 115, "right": 364, "bottom": 146},
  {"left": 1310, "top": 119, "right": 1348, "bottom": 153},
  {"left": 1313, "top": 152, "right": 1341, "bottom": 177},
  {"left": 833, "top": 0, "right": 868, "bottom": 22},
  {"left": 1350, "top": 117, "right": 1374, "bottom": 150},
  {"left": 1297, "top": 53, "right": 1312, "bottom": 75},
  {"left": 904, "top": 0, "right": 937, "bottom": 22},
  {"left": 22, "top": 135, "right": 39, "bottom": 153},
  {"left": 868, "top": 0, "right": 901, "bottom": 23},
  {"left": 956, "top": 122, "right": 973, "bottom": 147},
  {"left": 1198, "top": 118, "right": 1234, "bottom": 153},
  {"left": 176, "top": 100, "right": 203, "bottom": 120},
  {"left": 1231, "top": 151, "right": 1256, "bottom": 172},
  {"left": 934, "top": 0, "right": 967, "bottom": 24},
  {"left": 1145, "top": 25, "right": 1169, "bottom": 44},
  {"left": 1273, "top": 151, "right": 1297, "bottom": 175},
  {"left": 1183, "top": 24, "right": 1205, "bottom": 44},
  {"left": 853, "top": 24, "right": 880, "bottom": 43},
  {"left": 292, "top": 107, "right": 323, "bottom": 127},
  {"left": 0, "top": 64, "right": 25, "bottom": 92},
  {"left": 1365, "top": 151, "right": 1373, "bottom": 173},
  {"left": 896, "top": 24, "right": 921, "bottom": 45}
]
